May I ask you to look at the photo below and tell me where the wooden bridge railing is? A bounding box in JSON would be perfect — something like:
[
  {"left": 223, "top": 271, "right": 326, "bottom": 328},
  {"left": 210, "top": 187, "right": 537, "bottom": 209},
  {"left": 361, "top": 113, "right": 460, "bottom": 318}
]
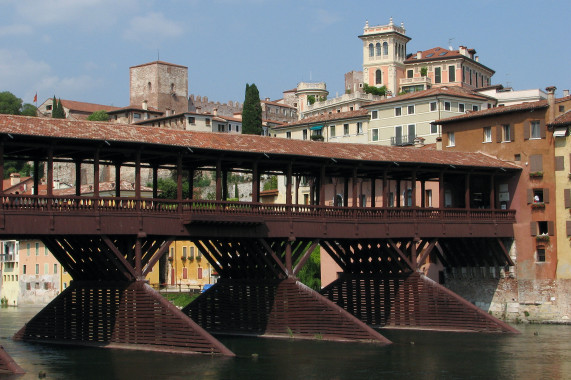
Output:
[{"left": 0, "top": 194, "right": 516, "bottom": 223}]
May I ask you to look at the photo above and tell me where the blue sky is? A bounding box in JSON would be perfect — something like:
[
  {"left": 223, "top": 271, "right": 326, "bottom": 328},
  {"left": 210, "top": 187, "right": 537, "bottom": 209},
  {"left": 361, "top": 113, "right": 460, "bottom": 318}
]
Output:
[{"left": 1, "top": 0, "right": 569, "bottom": 108}]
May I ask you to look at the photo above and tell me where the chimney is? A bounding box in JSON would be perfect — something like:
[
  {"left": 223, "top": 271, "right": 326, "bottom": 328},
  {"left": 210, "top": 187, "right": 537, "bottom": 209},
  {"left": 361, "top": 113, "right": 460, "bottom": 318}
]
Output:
[
  {"left": 564, "top": 89, "right": 570, "bottom": 97},
  {"left": 416, "top": 51, "right": 422, "bottom": 59},
  {"left": 142, "top": 100, "right": 148, "bottom": 110},
  {"left": 475, "top": 56, "right": 479, "bottom": 62},
  {"left": 435, "top": 136, "right": 442, "bottom": 150},
  {"left": 459, "top": 46, "right": 467, "bottom": 56},
  {"left": 212, "top": 108, "right": 218, "bottom": 116},
  {"left": 265, "top": 97, "right": 270, "bottom": 101},
  {"left": 10, "top": 173, "right": 21, "bottom": 186},
  {"left": 546, "top": 86, "right": 556, "bottom": 123}
]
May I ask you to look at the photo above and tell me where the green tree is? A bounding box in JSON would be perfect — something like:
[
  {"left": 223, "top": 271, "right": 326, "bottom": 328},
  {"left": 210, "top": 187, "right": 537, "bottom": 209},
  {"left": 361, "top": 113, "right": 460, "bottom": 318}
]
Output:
[
  {"left": 297, "top": 245, "right": 321, "bottom": 291},
  {"left": 241, "top": 83, "right": 262, "bottom": 135},
  {"left": 263, "top": 175, "right": 277, "bottom": 190},
  {"left": 87, "top": 110, "right": 110, "bottom": 121},
  {"left": 363, "top": 84, "right": 387, "bottom": 96},
  {"left": 20, "top": 103, "right": 37, "bottom": 117},
  {"left": 0, "top": 91, "right": 23, "bottom": 114},
  {"left": 51, "top": 96, "right": 65, "bottom": 118},
  {"left": 307, "top": 95, "right": 316, "bottom": 105}
]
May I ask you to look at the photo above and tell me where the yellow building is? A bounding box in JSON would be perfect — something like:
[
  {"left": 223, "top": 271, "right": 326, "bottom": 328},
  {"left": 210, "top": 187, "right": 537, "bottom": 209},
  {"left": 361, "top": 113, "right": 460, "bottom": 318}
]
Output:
[
  {"left": 166, "top": 241, "right": 216, "bottom": 291},
  {"left": 552, "top": 108, "right": 571, "bottom": 278}
]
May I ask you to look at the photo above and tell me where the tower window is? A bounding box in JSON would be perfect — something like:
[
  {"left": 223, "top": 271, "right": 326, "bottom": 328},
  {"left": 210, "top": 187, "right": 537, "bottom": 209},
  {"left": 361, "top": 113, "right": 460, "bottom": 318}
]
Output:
[
  {"left": 383, "top": 42, "right": 388, "bottom": 55},
  {"left": 375, "top": 69, "right": 382, "bottom": 85},
  {"left": 375, "top": 43, "right": 381, "bottom": 56},
  {"left": 369, "top": 43, "right": 374, "bottom": 57}
]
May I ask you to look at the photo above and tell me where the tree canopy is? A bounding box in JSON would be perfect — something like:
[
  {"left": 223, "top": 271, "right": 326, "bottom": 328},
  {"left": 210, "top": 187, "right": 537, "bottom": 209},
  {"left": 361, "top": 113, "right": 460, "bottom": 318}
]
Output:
[
  {"left": 87, "top": 110, "right": 110, "bottom": 121},
  {"left": 363, "top": 84, "right": 387, "bottom": 97},
  {"left": 0, "top": 91, "right": 36, "bottom": 116},
  {"left": 241, "top": 83, "right": 262, "bottom": 135}
]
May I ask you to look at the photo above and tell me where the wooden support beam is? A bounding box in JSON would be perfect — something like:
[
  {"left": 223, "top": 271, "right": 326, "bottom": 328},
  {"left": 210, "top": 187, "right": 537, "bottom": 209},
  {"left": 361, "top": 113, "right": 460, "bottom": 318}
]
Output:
[
  {"left": 293, "top": 240, "right": 319, "bottom": 276},
  {"left": 143, "top": 237, "right": 174, "bottom": 277},
  {"left": 320, "top": 240, "right": 348, "bottom": 271},
  {"left": 416, "top": 239, "right": 437, "bottom": 269},
  {"left": 496, "top": 238, "right": 515, "bottom": 266},
  {"left": 258, "top": 238, "right": 288, "bottom": 276},
  {"left": 387, "top": 239, "right": 414, "bottom": 270},
  {"left": 101, "top": 235, "right": 137, "bottom": 280}
]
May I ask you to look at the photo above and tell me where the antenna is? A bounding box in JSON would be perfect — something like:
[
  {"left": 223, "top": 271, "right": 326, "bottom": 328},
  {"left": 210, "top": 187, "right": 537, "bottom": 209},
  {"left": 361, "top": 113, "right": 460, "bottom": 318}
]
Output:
[
  {"left": 157, "top": 49, "right": 160, "bottom": 61},
  {"left": 448, "top": 38, "right": 455, "bottom": 50}
]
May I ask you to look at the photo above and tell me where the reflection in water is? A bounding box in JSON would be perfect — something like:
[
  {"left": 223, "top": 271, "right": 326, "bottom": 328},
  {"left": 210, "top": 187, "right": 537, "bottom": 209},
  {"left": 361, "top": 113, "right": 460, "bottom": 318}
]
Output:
[{"left": 1, "top": 306, "right": 570, "bottom": 379}]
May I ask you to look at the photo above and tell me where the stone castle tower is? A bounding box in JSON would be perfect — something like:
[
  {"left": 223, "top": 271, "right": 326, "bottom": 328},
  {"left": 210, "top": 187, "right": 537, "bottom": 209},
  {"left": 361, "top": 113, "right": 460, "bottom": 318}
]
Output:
[
  {"left": 358, "top": 18, "right": 410, "bottom": 95},
  {"left": 129, "top": 61, "right": 189, "bottom": 115}
]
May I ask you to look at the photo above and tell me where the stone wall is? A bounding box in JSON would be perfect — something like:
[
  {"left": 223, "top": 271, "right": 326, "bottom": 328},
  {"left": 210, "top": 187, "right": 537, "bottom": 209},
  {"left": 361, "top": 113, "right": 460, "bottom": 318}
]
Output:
[
  {"left": 446, "top": 276, "right": 571, "bottom": 324},
  {"left": 189, "top": 95, "right": 242, "bottom": 117}
]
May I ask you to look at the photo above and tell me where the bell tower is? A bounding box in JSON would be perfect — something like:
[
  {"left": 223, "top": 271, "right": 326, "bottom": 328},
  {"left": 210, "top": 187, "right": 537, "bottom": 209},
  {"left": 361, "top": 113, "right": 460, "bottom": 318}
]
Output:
[{"left": 358, "top": 18, "right": 410, "bottom": 96}]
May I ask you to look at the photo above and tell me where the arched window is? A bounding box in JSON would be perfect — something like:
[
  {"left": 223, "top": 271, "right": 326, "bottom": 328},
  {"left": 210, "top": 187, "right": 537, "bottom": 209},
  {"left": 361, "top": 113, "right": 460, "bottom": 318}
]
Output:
[
  {"left": 369, "top": 43, "right": 374, "bottom": 57},
  {"left": 147, "top": 81, "right": 152, "bottom": 91},
  {"left": 375, "top": 43, "right": 381, "bottom": 56},
  {"left": 383, "top": 42, "right": 388, "bottom": 55},
  {"left": 375, "top": 69, "right": 382, "bottom": 85}
]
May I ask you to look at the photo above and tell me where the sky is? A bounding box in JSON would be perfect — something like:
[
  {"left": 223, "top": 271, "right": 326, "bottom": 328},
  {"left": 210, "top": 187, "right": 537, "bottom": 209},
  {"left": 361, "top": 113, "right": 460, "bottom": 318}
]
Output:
[{"left": 1, "top": 0, "right": 569, "bottom": 108}]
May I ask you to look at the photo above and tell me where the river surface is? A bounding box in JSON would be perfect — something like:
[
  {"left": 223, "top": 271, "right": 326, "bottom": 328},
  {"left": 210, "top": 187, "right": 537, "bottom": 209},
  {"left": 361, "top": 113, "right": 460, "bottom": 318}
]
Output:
[{"left": 1, "top": 305, "right": 570, "bottom": 380}]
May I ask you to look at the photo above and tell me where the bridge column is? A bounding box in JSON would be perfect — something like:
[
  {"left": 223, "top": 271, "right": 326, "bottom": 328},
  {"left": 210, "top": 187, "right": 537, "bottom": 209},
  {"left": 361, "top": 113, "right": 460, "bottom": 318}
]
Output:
[
  {"left": 411, "top": 170, "right": 417, "bottom": 207},
  {"left": 370, "top": 177, "right": 376, "bottom": 208},
  {"left": 114, "top": 161, "right": 121, "bottom": 198},
  {"left": 152, "top": 165, "right": 159, "bottom": 199},
  {"left": 352, "top": 168, "right": 358, "bottom": 208},
  {"left": 490, "top": 174, "right": 496, "bottom": 209},
  {"left": 382, "top": 171, "right": 388, "bottom": 207},
  {"left": 252, "top": 161, "right": 259, "bottom": 202},
  {"left": 465, "top": 173, "right": 471, "bottom": 209},
  {"left": 74, "top": 159, "right": 82, "bottom": 197},
  {"left": 0, "top": 142, "right": 3, "bottom": 195},
  {"left": 33, "top": 159, "right": 40, "bottom": 195},
  {"left": 0, "top": 346, "right": 24, "bottom": 375},
  {"left": 439, "top": 171, "right": 445, "bottom": 208},
  {"left": 93, "top": 148, "right": 100, "bottom": 198},
  {"left": 15, "top": 236, "right": 234, "bottom": 356}
]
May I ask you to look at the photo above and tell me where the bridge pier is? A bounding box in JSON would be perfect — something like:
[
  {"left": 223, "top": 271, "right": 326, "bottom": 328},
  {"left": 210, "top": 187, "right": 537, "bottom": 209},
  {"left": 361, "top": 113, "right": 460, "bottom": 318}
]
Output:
[
  {"left": 0, "top": 346, "right": 24, "bottom": 375},
  {"left": 183, "top": 278, "right": 391, "bottom": 344},
  {"left": 14, "top": 281, "right": 234, "bottom": 356},
  {"left": 321, "top": 272, "right": 518, "bottom": 333}
]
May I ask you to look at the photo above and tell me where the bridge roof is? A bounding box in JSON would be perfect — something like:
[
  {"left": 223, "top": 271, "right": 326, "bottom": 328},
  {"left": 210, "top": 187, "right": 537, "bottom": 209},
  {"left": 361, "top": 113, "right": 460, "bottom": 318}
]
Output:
[{"left": 0, "top": 115, "right": 518, "bottom": 175}]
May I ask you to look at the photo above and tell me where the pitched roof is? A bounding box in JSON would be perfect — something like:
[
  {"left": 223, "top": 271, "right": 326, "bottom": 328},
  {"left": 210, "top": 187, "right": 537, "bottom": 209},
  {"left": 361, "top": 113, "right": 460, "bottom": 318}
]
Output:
[
  {"left": 129, "top": 61, "right": 187, "bottom": 69},
  {"left": 0, "top": 114, "right": 518, "bottom": 171},
  {"left": 364, "top": 86, "right": 491, "bottom": 107},
  {"left": 275, "top": 109, "right": 369, "bottom": 129},
  {"left": 405, "top": 46, "right": 494, "bottom": 73},
  {"left": 435, "top": 99, "right": 549, "bottom": 125},
  {"left": 549, "top": 111, "right": 571, "bottom": 127},
  {"left": 60, "top": 99, "right": 122, "bottom": 114}
]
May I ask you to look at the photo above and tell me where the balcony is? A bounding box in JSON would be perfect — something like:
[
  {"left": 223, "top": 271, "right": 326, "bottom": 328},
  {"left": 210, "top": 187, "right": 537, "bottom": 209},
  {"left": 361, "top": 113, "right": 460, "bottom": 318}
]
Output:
[{"left": 391, "top": 134, "right": 416, "bottom": 146}]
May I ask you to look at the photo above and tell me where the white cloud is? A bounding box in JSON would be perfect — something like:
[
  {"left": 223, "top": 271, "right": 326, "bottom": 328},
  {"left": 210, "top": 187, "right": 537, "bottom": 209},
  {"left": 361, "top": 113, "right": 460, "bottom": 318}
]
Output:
[
  {"left": 315, "top": 9, "right": 340, "bottom": 26},
  {"left": 0, "top": 49, "right": 101, "bottom": 102},
  {"left": 123, "top": 12, "right": 185, "bottom": 47}
]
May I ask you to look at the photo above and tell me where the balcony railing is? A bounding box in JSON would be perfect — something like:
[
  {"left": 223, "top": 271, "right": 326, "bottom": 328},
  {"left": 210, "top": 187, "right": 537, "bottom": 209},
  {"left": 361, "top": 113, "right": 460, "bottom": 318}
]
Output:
[
  {"left": 391, "top": 134, "right": 416, "bottom": 146},
  {"left": 0, "top": 194, "right": 516, "bottom": 224}
]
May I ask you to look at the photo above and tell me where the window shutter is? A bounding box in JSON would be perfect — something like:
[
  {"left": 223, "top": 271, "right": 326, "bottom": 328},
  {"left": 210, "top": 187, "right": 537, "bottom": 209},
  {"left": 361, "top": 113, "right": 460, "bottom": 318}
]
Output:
[
  {"left": 543, "top": 188, "right": 549, "bottom": 203},
  {"left": 496, "top": 125, "right": 502, "bottom": 143},
  {"left": 529, "top": 155, "right": 543, "bottom": 172},
  {"left": 540, "top": 121, "right": 546, "bottom": 139},
  {"left": 530, "top": 222, "right": 538, "bottom": 236},
  {"left": 523, "top": 122, "right": 530, "bottom": 140},
  {"left": 555, "top": 156, "right": 565, "bottom": 171},
  {"left": 510, "top": 124, "right": 515, "bottom": 142},
  {"left": 527, "top": 189, "right": 534, "bottom": 204},
  {"left": 567, "top": 221, "right": 571, "bottom": 236},
  {"left": 548, "top": 221, "right": 554, "bottom": 236}
]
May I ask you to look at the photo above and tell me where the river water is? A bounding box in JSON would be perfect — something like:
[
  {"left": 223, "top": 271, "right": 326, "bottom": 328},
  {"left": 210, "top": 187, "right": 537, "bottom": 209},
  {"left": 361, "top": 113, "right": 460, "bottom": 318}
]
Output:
[{"left": 1, "top": 305, "right": 570, "bottom": 380}]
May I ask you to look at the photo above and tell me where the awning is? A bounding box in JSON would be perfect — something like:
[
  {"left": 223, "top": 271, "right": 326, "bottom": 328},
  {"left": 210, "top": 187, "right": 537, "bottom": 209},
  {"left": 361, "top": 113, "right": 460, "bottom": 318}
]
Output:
[
  {"left": 310, "top": 125, "right": 323, "bottom": 130},
  {"left": 553, "top": 127, "right": 567, "bottom": 137}
]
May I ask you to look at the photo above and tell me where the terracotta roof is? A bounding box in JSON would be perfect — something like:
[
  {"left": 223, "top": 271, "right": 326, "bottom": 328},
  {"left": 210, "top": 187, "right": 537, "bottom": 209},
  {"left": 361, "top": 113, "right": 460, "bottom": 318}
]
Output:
[
  {"left": 276, "top": 109, "right": 369, "bottom": 129},
  {"left": 129, "top": 61, "right": 187, "bottom": 69},
  {"left": 261, "top": 99, "right": 296, "bottom": 109},
  {"left": 0, "top": 114, "right": 519, "bottom": 171},
  {"left": 549, "top": 111, "right": 571, "bottom": 127},
  {"left": 107, "top": 105, "right": 162, "bottom": 114},
  {"left": 60, "top": 99, "right": 122, "bottom": 114},
  {"left": 405, "top": 46, "right": 494, "bottom": 73},
  {"left": 435, "top": 99, "right": 549, "bottom": 125},
  {"left": 364, "top": 86, "right": 492, "bottom": 107}
]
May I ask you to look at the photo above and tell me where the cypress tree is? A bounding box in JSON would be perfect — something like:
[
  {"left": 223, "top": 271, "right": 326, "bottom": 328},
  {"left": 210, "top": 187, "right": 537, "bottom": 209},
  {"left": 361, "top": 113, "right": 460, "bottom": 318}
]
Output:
[
  {"left": 241, "top": 83, "right": 262, "bottom": 135},
  {"left": 51, "top": 96, "right": 65, "bottom": 118}
]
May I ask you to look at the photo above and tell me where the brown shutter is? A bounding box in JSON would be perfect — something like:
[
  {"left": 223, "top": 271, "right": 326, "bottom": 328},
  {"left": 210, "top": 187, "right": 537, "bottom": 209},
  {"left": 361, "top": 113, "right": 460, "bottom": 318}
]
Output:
[
  {"left": 555, "top": 156, "right": 565, "bottom": 171},
  {"left": 527, "top": 189, "right": 534, "bottom": 204},
  {"left": 567, "top": 221, "right": 571, "bottom": 236},
  {"left": 510, "top": 124, "right": 515, "bottom": 142},
  {"left": 530, "top": 155, "right": 543, "bottom": 172},
  {"left": 523, "top": 122, "right": 530, "bottom": 140},
  {"left": 548, "top": 221, "right": 554, "bottom": 236},
  {"left": 540, "top": 121, "right": 546, "bottom": 139},
  {"left": 566, "top": 189, "right": 571, "bottom": 208},
  {"left": 543, "top": 188, "right": 549, "bottom": 203},
  {"left": 530, "top": 222, "right": 538, "bottom": 236},
  {"left": 496, "top": 125, "right": 502, "bottom": 143}
]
